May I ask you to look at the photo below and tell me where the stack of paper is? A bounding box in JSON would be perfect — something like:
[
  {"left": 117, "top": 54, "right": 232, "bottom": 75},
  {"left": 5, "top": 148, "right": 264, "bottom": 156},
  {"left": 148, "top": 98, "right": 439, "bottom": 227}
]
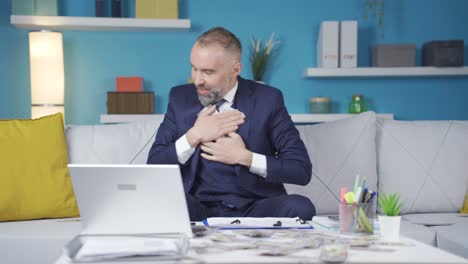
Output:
[{"left": 71, "top": 236, "right": 185, "bottom": 262}]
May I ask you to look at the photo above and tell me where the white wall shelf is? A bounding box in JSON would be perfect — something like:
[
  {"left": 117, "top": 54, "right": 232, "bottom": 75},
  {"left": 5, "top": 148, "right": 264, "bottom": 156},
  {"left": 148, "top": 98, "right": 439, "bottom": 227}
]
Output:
[
  {"left": 303, "top": 67, "right": 468, "bottom": 78},
  {"left": 290, "top": 113, "right": 394, "bottom": 123},
  {"left": 10, "top": 15, "right": 190, "bottom": 31},
  {"left": 100, "top": 113, "right": 394, "bottom": 124}
]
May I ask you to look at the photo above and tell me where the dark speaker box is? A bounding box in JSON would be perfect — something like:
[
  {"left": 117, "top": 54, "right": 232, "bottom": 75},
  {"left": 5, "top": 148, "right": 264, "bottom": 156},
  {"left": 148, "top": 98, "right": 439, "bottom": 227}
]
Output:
[
  {"left": 107, "top": 92, "right": 154, "bottom": 114},
  {"left": 423, "top": 40, "right": 464, "bottom": 67}
]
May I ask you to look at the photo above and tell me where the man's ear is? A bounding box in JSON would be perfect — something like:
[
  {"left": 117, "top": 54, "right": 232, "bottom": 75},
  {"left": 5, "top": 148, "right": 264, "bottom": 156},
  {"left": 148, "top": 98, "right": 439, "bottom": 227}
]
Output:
[{"left": 232, "top": 61, "right": 242, "bottom": 77}]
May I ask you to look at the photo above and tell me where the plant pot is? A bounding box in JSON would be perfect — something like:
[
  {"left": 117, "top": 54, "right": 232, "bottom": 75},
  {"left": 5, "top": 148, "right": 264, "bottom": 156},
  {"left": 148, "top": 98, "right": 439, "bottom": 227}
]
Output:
[{"left": 378, "top": 215, "right": 401, "bottom": 241}]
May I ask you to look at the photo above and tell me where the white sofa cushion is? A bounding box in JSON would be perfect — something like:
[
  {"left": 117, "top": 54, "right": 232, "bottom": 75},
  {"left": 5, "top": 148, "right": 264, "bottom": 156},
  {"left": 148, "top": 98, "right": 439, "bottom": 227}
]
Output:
[
  {"left": 431, "top": 222, "right": 468, "bottom": 259},
  {"left": 402, "top": 213, "right": 468, "bottom": 226},
  {"left": 400, "top": 220, "right": 436, "bottom": 246},
  {"left": 66, "top": 121, "right": 160, "bottom": 164},
  {"left": 0, "top": 219, "right": 81, "bottom": 264},
  {"left": 286, "top": 111, "right": 378, "bottom": 215},
  {"left": 377, "top": 120, "right": 468, "bottom": 214}
]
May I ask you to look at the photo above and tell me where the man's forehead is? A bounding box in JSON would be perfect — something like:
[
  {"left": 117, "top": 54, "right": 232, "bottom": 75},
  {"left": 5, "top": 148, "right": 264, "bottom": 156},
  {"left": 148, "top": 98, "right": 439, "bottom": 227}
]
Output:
[
  {"left": 192, "top": 42, "right": 225, "bottom": 56},
  {"left": 191, "top": 45, "right": 225, "bottom": 67}
]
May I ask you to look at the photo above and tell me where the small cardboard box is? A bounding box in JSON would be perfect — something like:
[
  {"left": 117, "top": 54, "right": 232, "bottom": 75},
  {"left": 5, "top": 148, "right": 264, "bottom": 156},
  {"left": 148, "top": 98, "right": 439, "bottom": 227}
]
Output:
[{"left": 372, "top": 44, "right": 416, "bottom": 67}]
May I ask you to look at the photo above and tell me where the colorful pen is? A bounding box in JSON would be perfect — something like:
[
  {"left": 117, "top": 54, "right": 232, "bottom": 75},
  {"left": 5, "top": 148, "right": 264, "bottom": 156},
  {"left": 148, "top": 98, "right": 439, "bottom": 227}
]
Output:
[
  {"left": 341, "top": 187, "right": 347, "bottom": 203},
  {"left": 354, "top": 174, "right": 360, "bottom": 194}
]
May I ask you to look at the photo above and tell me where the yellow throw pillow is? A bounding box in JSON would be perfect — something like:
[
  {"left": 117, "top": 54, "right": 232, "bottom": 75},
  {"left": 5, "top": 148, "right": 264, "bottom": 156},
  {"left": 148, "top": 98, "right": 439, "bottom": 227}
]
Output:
[
  {"left": 0, "top": 113, "right": 79, "bottom": 221},
  {"left": 461, "top": 193, "right": 468, "bottom": 214}
]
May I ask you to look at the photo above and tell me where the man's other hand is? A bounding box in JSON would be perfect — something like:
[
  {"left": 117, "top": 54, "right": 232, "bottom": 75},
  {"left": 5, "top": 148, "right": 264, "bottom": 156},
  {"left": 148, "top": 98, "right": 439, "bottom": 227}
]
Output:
[
  {"left": 186, "top": 106, "right": 245, "bottom": 147},
  {"left": 200, "top": 132, "right": 252, "bottom": 167}
]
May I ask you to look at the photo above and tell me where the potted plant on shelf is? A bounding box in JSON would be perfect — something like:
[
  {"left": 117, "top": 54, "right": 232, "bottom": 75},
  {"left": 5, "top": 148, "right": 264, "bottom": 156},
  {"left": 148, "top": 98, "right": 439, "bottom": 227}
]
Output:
[
  {"left": 249, "top": 33, "right": 280, "bottom": 83},
  {"left": 378, "top": 192, "right": 403, "bottom": 241},
  {"left": 363, "top": 0, "right": 385, "bottom": 38}
]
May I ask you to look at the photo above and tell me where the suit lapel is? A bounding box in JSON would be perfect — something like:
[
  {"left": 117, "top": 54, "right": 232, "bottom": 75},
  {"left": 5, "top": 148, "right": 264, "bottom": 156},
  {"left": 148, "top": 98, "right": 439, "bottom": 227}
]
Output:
[
  {"left": 183, "top": 88, "right": 203, "bottom": 131},
  {"left": 184, "top": 105, "right": 202, "bottom": 130},
  {"left": 234, "top": 78, "right": 255, "bottom": 179},
  {"left": 183, "top": 88, "right": 203, "bottom": 190},
  {"left": 235, "top": 77, "right": 254, "bottom": 142}
]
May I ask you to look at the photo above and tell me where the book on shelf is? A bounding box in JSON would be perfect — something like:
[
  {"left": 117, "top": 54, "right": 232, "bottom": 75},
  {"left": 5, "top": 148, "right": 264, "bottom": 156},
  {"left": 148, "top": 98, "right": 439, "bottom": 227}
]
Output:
[
  {"left": 35, "top": 0, "right": 59, "bottom": 16},
  {"left": 95, "top": 0, "right": 105, "bottom": 17},
  {"left": 111, "top": 0, "right": 121, "bottom": 17},
  {"left": 12, "top": 0, "right": 35, "bottom": 15},
  {"left": 95, "top": 0, "right": 126, "bottom": 18},
  {"left": 13, "top": 0, "right": 58, "bottom": 16},
  {"left": 135, "top": 0, "right": 178, "bottom": 19}
]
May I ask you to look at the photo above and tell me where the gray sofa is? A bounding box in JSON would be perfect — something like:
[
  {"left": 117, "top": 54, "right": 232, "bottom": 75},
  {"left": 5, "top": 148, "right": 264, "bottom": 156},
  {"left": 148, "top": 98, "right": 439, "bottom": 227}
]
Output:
[
  {"left": 286, "top": 111, "right": 468, "bottom": 257},
  {"left": 0, "top": 111, "right": 467, "bottom": 264}
]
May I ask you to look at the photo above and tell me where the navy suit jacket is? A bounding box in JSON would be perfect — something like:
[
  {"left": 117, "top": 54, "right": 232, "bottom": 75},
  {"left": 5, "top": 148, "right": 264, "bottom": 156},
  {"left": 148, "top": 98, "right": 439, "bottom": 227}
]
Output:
[{"left": 147, "top": 76, "right": 312, "bottom": 200}]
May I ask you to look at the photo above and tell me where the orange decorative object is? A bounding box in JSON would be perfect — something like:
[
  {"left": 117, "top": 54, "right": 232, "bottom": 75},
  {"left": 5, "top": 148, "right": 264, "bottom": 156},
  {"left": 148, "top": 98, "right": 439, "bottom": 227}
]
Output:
[{"left": 116, "top": 76, "right": 143, "bottom": 92}]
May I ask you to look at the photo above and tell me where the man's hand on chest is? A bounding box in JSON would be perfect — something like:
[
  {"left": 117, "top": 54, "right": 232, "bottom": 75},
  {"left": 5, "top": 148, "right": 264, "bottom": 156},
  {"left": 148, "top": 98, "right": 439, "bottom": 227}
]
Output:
[
  {"left": 186, "top": 105, "right": 245, "bottom": 148},
  {"left": 200, "top": 132, "right": 253, "bottom": 167}
]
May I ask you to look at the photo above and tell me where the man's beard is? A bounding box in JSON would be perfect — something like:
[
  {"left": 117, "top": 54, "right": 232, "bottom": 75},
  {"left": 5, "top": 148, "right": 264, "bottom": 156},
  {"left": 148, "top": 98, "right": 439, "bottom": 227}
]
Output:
[
  {"left": 196, "top": 78, "right": 230, "bottom": 107},
  {"left": 197, "top": 86, "right": 221, "bottom": 107}
]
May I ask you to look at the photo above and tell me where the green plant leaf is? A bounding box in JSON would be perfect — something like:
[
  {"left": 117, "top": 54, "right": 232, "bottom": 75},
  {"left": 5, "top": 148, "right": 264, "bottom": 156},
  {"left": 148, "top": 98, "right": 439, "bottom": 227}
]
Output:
[{"left": 378, "top": 192, "right": 403, "bottom": 216}]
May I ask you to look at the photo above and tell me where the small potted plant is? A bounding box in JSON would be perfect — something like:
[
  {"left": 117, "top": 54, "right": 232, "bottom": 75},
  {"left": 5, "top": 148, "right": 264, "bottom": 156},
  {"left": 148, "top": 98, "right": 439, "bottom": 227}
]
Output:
[
  {"left": 363, "top": 0, "right": 385, "bottom": 38},
  {"left": 249, "top": 33, "right": 280, "bottom": 83},
  {"left": 378, "top": 192, "right": 403, "bottom": 241}
]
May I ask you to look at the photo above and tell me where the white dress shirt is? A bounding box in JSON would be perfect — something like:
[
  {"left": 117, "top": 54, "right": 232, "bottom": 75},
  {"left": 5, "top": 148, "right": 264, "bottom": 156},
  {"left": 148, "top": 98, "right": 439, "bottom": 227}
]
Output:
[{"left": 175, "top": 82, "right": 267, "bottom": 178}]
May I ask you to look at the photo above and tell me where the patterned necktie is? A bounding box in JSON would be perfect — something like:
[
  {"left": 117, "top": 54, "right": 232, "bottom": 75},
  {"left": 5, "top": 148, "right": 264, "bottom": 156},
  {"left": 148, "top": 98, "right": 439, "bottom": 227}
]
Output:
[{"left": 215, "top": 99, "right": 226, "bottom": 112}]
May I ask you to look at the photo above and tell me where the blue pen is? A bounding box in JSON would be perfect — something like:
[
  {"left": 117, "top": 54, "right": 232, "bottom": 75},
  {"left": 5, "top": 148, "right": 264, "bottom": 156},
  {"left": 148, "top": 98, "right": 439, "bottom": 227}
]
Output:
[{"left": 361, "top": 187, "right": 368, "bottom": 203}]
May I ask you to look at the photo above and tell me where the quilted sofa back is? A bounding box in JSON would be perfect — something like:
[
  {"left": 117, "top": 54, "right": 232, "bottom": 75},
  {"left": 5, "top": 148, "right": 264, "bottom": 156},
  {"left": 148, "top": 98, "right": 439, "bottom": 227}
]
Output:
[
  {"left": 66, "top": 121, "right": 160, "bottom": 165},
  {"left": 65, "top": 112, "right": 468, "bottom": 215},
  {"left": 375, "top": 119, "right": 468, "bottom": 214},
  {"left": 285, "top": 111, "right": 378, "bottom": 215}
]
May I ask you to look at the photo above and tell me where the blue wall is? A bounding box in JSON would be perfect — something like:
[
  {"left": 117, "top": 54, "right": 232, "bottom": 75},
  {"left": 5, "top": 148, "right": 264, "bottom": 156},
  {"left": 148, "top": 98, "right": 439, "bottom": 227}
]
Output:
[{"left": 1, "top": 0, "right": 467, "bottom": 124}]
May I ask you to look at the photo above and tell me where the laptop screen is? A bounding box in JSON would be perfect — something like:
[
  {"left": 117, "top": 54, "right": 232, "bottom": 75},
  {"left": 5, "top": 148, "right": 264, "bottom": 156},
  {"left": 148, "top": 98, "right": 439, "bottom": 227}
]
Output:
[{"left": 68, "top": 164, "right": 193, "bottom": 238}]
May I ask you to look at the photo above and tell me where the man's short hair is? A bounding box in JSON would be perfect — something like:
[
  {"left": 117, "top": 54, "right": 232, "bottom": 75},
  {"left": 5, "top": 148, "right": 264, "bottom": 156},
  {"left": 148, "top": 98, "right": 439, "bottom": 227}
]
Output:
[{"left": 196, "top": 27, "right": 242, "bottom": 60}]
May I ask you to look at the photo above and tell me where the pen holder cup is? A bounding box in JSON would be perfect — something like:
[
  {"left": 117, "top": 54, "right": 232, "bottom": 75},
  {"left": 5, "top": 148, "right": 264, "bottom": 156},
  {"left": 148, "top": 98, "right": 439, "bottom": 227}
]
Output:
[{"left": 339, "top": 201, "right": 375, "bottom": 235}]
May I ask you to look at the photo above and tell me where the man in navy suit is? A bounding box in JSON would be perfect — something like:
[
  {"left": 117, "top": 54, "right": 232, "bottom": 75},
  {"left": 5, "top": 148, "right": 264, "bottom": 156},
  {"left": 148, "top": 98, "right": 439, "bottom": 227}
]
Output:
[{"left": 147, "top": 27, "right": 315, "bottom": 221}]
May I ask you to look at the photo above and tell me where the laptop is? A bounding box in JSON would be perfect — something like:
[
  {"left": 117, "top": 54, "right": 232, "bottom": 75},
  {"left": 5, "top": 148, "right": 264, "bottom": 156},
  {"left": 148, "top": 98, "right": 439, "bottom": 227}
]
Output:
[{"left": 68, "top": 164, "right": 193, "bottom": 238}]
